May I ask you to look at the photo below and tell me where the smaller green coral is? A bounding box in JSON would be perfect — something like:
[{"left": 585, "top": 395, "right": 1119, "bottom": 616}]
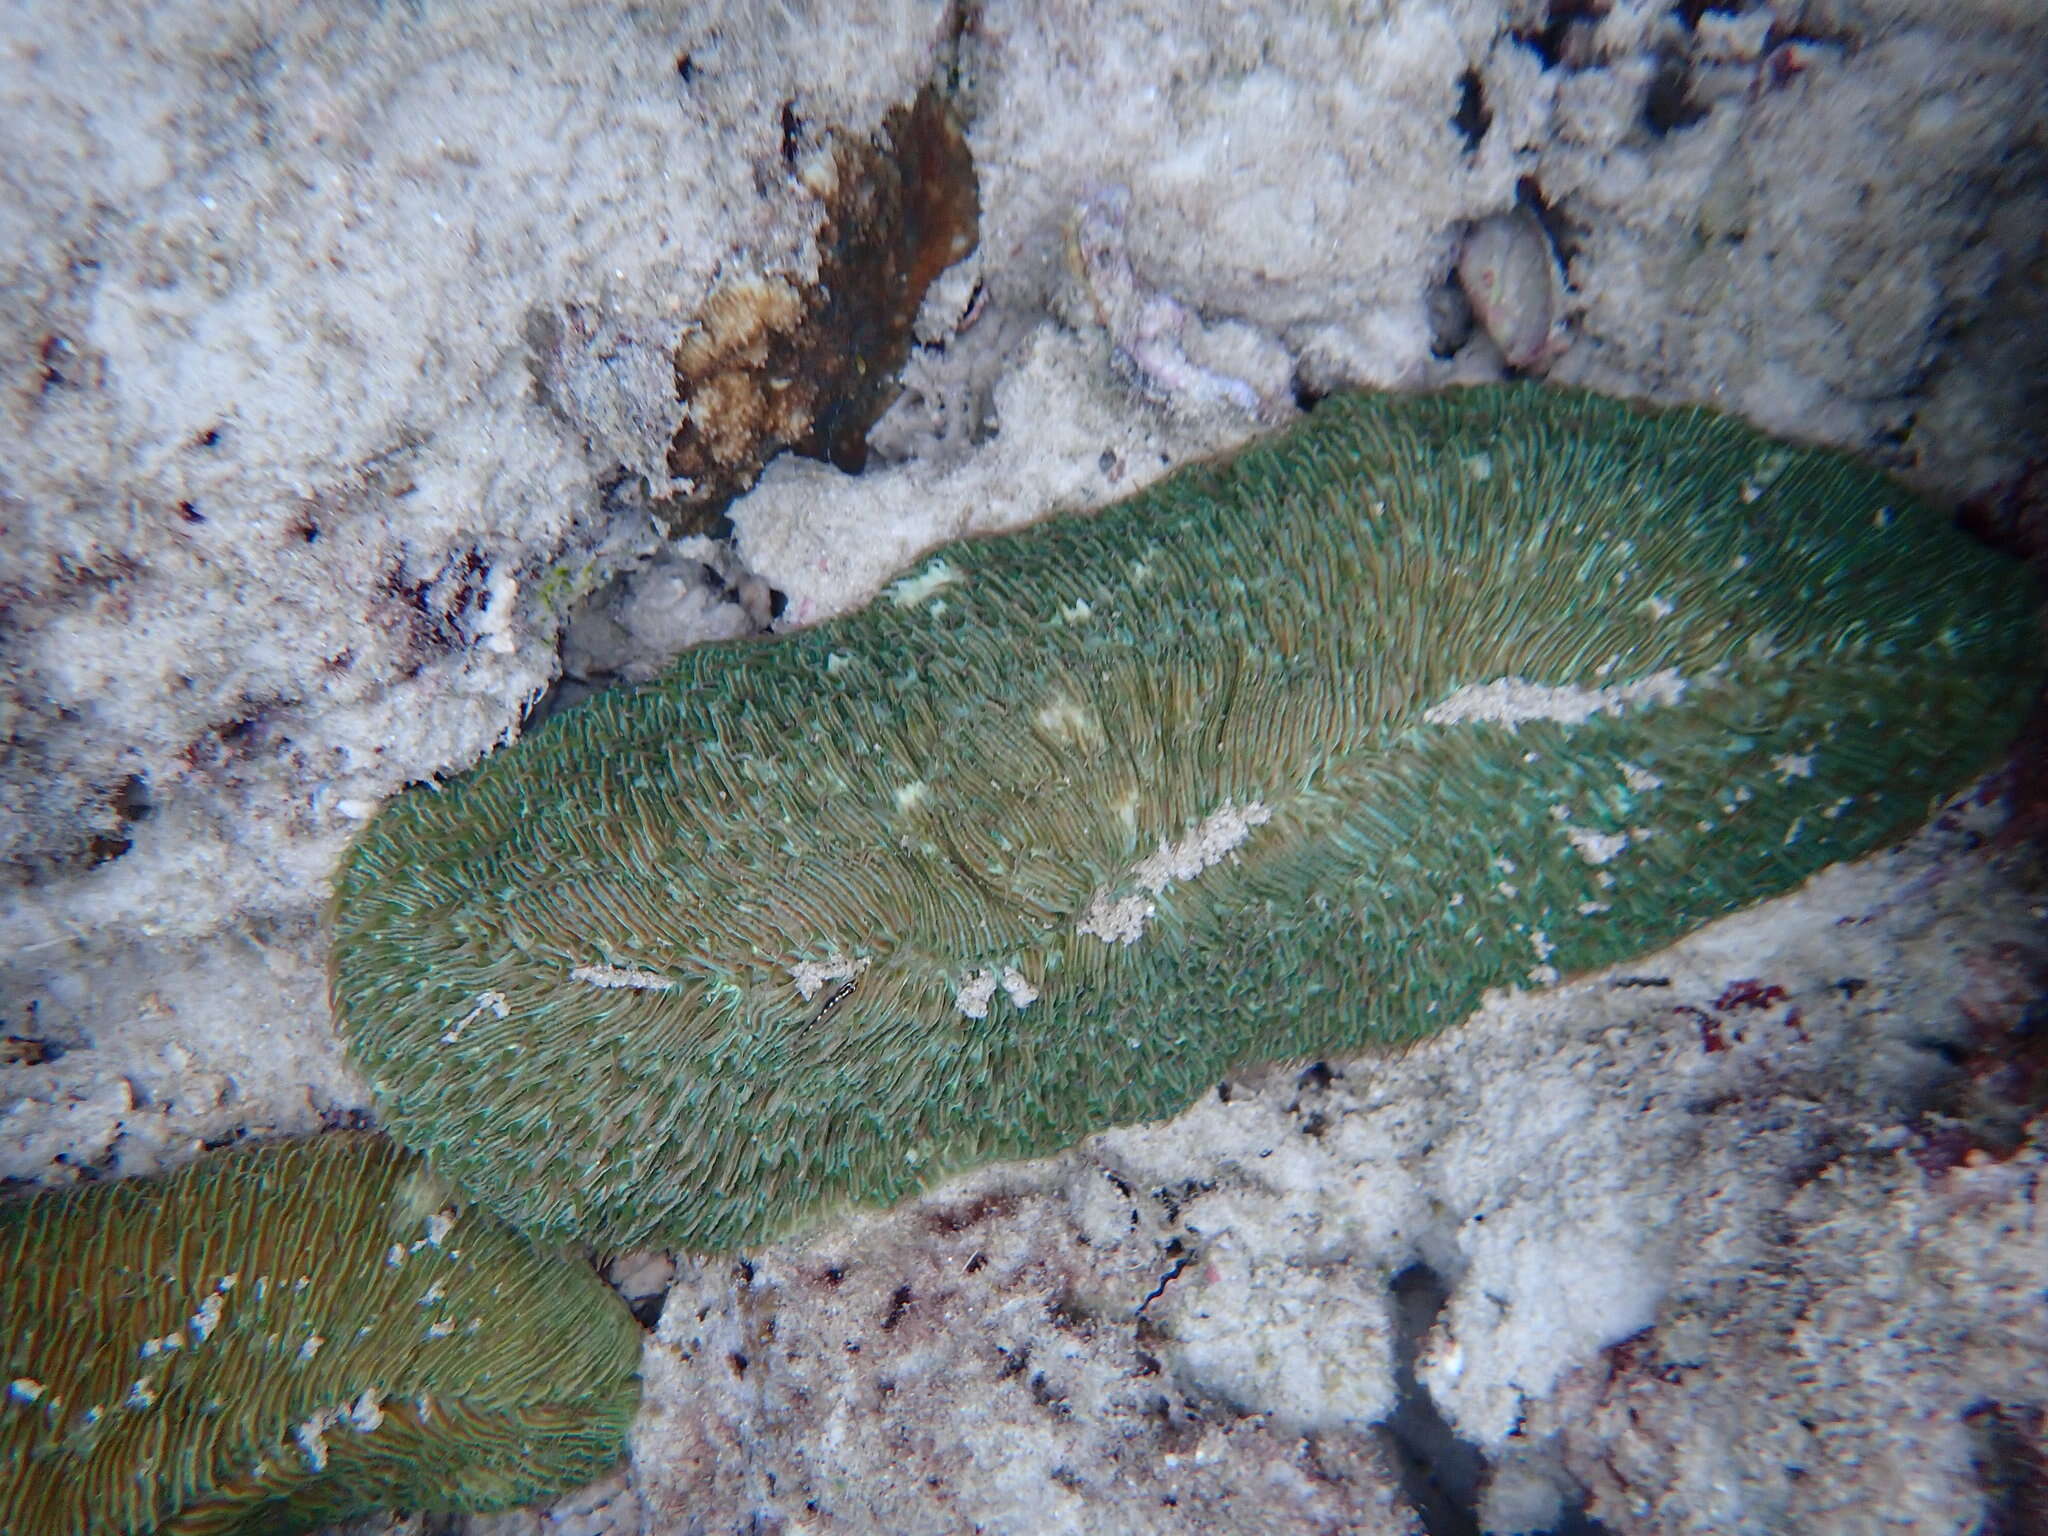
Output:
[{"left": 0, "top": 1134, "right": 640, "bottom": 1536}]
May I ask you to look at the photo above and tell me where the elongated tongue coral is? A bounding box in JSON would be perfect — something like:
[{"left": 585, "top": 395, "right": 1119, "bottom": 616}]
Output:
[{"left": 330, "top": 384, "right": 2039, "bottom": 1253}]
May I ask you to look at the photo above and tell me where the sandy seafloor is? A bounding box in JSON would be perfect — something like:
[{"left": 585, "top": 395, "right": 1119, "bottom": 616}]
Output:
[{"left": 3, "top": 2, "right": 2046, "bottom": 1532}]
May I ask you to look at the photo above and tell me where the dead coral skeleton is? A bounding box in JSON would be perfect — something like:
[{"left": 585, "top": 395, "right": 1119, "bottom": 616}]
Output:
[{"left": 1069, "top": 184, "right": 1292, "bottom": 421}]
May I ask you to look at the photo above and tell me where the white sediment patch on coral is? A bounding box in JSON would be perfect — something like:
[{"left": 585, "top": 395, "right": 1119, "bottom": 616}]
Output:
[
  {"left": 954, "top": 970, "right": 999, "bottom": 1019},
  {"left": 1423, "top": 670, "right": 1689, "bottom": 728},
  {"left": 1078, "top": 801, "right": 1273, "bottom": 945},
  {"left": 570, "top": 963, "right": 677, "bottom": 992},
  {"left": 1080, "top": 892, "right": 1157, "bottom": 945},
  {"left": 789, "top": 955, "right": 868, "bottom": 1001},
  {"left": 955, "top": 965, "right": 1040, "bottom": 1018}
]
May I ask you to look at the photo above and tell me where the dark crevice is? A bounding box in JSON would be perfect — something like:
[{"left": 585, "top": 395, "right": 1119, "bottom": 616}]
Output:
[
  {"left": 881, "top": 1283, "right": 914, "bottom": 1331},
  {"left": 1642, "top": 54, "right": 1710, "bottom": 136},
  {"left": 1378, "top": 1264, "right": 1486, "bottom": 1536},
  {"left": 779, "top": 100, "right": 804, "bottom": 170},
  {"left": 1966, "top": 1400, "right": 2048, "bottom": 1536},
  {"left": 1676, "top": 0, "right": 1752, "bottom": 25},
  {"left": 1452, "top": 69, "right": 1491, "bottom": 152},
  {"left": 1514, "top": 176, "right": 1578, "bottom": 267},
  {"left": 1511, "top": 0, "right": 1608, "bottom": 72},
  {"left": 85, "top": 832, "right": 132, "bottom": 868},
  {"left": 1376, "top": 1264, "right": 1617, "bottom": 1535},
  {"left": 1426, "top": 280, "right": 1475, "bottom": 359},
  {"left": 939, "top": 0, "right": 983, "bottom": 102},
  {"left": 1137, "top": 1251, "right": 1192, "bottom": 1314},
  {"left": 2, "top": 1033, "right": 61, "bottom": 1067}
]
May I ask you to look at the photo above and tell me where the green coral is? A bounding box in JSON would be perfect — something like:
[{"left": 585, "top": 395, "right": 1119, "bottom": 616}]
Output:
[
  {"left": 0, "top": 1134, "right": 640, "bottom": 1535},
  {"left": 330, "top": 384, "right": 2037, "bottom": 1252}
]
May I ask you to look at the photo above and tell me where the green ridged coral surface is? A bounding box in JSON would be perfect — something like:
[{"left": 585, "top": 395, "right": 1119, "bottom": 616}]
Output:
[
  {"left": 0, "top": 1134, "right": 640, "bottom": 1535},
  {"left": 331, "top": 385, "right": 2038, "bottom": 1252}
]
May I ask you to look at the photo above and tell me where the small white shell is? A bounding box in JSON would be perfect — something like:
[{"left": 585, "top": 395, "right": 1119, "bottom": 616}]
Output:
[{"left": 1458, "top": 208, "right": 1566, "bottom": 370}]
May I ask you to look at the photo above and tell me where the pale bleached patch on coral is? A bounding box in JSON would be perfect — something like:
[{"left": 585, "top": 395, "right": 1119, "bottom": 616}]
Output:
[
  {"left": 441, "top": 990, "right": 509, "bottom": 1044},
  {"left": 187, "top": 1286, "right": 229, "bottom": 1345},
  {"left": 1565, "top": 828, "right": 1632, "bottom": 867},
  {"left": 1033, "top": 691, "right": 1107, "bottom": 752},
  {"left": 1620, "top": 761, "right": 1665, "bottom": 793},
  {"left": 887, "top": 558, "right": 962, "bottom": 608},
  {"left": 1079, "top": 892, "right": 1158, "bottom": 947}
]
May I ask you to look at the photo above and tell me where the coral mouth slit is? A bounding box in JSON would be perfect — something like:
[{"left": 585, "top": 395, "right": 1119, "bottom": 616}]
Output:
[
  {"left": 329, "top": 385, "right": 2038, "bottom": 1253},
  {"left": 808, "top": 977, "right": 861, "bottom": 1030}
]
